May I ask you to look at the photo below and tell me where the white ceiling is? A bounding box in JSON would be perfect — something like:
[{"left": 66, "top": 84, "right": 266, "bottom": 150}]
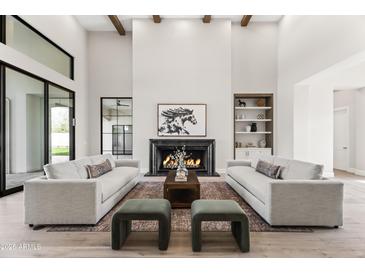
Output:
[{"left": 75, "top": 15, "right": 283, "bottom": 32}]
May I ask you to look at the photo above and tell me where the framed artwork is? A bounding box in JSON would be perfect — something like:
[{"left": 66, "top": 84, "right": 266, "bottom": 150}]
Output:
[{"left": 157, "top": 104, "right": 207, "bottom": 137}]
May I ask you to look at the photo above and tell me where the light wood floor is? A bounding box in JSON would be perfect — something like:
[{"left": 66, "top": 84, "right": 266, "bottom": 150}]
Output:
[{"left": 0, "top": 170, "right": 364, "bottom": 258}]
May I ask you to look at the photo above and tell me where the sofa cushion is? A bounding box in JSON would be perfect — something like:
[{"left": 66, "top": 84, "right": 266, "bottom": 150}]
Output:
[
  {"left": 44, "top": 161, "right": 81, "bottom": 179},
  {"left": 281, "top": 159, "right": 324, "bottom": 180},
  {"left": 86, "top": 159, "right": 113, "bottom": 178},
  {"left": 89, "top": 154, "right": 116, "bottom": 168},
  {"left": 98, "top": 166, "right": 139, "bottom": 202},
  {"left": 256, "top": 160, "right": 281, "bottom": 179},
  {"left": 73, "top": 157, "right": 92, "bottom": 179},
  {"left": 227, "top": 166, "right": 272, "bottom": 204},
  {"left": 273, "top": 157, "right": 291, "bottom": 179},
  {"left": 251, "top": 155, "right": 274, "bottom": 169}
]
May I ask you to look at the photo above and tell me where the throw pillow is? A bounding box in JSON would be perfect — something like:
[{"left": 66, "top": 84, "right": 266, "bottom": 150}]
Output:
[
  {"left": 255, "top": 160, "right": 281, "bottom": 179},
  {"left": 86, "top": 159, "right": 113, "bottom": 178}
]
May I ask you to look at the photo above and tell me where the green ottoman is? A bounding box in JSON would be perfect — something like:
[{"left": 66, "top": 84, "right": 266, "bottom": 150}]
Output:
[
  {"left": 191, "top": 200, "right": 250, "bottom": 252},
  {"left": 111, "top": 199, "right": 171, "bottom": 250}
]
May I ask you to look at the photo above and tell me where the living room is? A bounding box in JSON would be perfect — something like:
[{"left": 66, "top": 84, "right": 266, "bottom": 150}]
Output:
[{"left": 1, "top": 0, "right": 365, "bottom": 273}]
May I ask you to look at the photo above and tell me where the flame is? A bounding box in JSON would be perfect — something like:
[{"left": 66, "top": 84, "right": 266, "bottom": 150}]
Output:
[
  {"left": 162, "top": 154, "right": 202, "bottom": 169},
  {"left": 163, "top": 155, "right": 171, "bottom": 167}
]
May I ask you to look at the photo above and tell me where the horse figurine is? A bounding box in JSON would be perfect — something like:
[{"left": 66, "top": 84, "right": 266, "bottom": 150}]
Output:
[{"left": 238, "top": 99, "right": 246, "bottom": 107}]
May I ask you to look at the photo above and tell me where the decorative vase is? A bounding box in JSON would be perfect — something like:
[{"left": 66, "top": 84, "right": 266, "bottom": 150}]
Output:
[
  {"left": 258, "top": 139, "right": 266, "bottom": 148},
  {"left": 177, "top": 158, "right": 188, "bottom": 176},
  {"left": 251, "top": 123, "right": 257, "bottom": 132},
  {"left": 256, "top": 98, "right": 265, "bottom": 107},
  {"left": 245, "top": 125, "right": 251, "bottom": 132},
  {"left": 257, "top": 113, "right": 264, "bottom": 119}
]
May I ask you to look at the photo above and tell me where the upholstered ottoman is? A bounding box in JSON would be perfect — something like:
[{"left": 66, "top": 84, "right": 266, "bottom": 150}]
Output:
[
  {"left": 191, "top": 200, "right": 250, "bottom": 252},
  {"left": 111, "top": 199, "right": 171, "bottom": 250}
]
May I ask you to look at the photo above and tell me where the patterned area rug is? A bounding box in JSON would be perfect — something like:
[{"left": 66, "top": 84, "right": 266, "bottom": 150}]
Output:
[{"left": 47, "top": 181, "right": 312, "bottom": 232}]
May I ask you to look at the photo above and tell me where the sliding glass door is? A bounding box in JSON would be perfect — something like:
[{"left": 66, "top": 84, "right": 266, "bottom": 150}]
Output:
[
  {"left": 48, "top": 85, "right": 75, "bottom": 164},
  {"left": 2, "top": 67, "right": 45, "bottom": 193},
  {"left": 0, "top": 64, "right": 75, "bottom": 197}
]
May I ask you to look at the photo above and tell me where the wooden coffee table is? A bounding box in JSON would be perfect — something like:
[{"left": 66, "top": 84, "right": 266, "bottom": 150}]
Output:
[{"left": 163, "top": 170, "right": 200, "bottom": 209}]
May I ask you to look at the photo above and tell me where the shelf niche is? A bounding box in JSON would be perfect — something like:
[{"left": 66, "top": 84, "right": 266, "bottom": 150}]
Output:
[{"left": 233, "top": 93, "right": 274, "bottom": 159}]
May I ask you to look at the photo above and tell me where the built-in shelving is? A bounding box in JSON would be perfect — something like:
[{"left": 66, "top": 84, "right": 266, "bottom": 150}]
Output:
[
  {"left": 236, "top": 147, "right": 272, "bottom": 150},
  {"left": 233, "top": 93, "right": 274, "bottom": 160},
  {"left": 235, "top": 106, "right": 272, "bottom": 110},
  {"left": 235, "top": 119, "right": 272, "bottom": 122},
  {"left": 235, "top": 131, "right": 272, "bottom": 134}
]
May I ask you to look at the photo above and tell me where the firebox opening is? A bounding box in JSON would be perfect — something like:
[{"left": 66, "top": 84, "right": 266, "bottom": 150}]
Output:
[
  {"left": 159, "top": 150, "right": 206, "bottom": 170},
  {"left": 147, "top": 139, "right": 218, "bottom": 176}
]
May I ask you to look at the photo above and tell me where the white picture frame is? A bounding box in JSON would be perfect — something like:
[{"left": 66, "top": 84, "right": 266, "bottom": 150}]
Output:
[{"left": 157, "top": 104, "right": 207, "bottom": 137}]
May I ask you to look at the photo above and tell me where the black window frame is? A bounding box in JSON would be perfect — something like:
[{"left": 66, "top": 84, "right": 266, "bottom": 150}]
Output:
[
  {"left": 111, "top": 125, "right": 133, "bottom": 156},
  {"left": 0, "top": 60, "right": 76, "bottom": 197},
  {"left": 100, "top": 97, "right": 133, "bottom": 157},
  {"left": 0, "top": 15, "right": 74, "bottom": 80}
]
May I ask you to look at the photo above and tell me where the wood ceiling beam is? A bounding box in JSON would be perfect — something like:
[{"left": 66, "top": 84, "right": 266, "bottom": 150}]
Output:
[
  {"left": 153, "top": 15, "right": 161, "bottom": 23},
  {"left": 202, "top": 15, "right": 211, "bottom": 23},
  {"left": 108, "top": 15, "right": 125, "bottom": 35},
  {"left": 241, "top": 15, "right": 253, "bottom": 27}
]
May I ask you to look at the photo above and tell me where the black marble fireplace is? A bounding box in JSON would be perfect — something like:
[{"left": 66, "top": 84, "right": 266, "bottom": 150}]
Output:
[{"left": 146, "top": 139, "right": 218, "bottom": 176}]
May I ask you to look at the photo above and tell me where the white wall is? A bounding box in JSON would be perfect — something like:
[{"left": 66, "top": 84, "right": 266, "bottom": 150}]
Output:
[
  {"left": 232, "top": 23, "right": 277, "bottom": 93},
  {"left": 278, "top": 15, "right": 365, "bottom": 160},
  {"left": 355, "top": 88, "right": 365, "bottom": 173},
  {"left": 307, "top": 83, "right": 334, "bottom": 175},
  {"left": 0, "top": 15, "right": 89, "bottom": 158},
  {"left": 133, "top": 19, "right": 232, "bottom": 172},
  {"left": 293, "top": 85, "right": 310, "bottom": 160},
  {"left": 87, "top": 31, "right": 133, "bottom": 155},
  {"left": 84, "top": 20, "right": 277, "bottom": 168}
]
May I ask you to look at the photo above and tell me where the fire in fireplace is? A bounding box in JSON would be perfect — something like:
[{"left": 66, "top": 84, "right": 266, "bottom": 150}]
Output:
[{"left": 162, "top": 154, "right": 202, "bottom": 169}]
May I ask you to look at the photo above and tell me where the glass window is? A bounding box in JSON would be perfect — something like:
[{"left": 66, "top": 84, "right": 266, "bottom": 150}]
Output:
[
  {"left": 5, "top": 16, "right": 73, "bottom": 79},
  {"left": 101, "top": 98, "right": 133, "bottom": 159},
  {"left": 48, "top": 85, "right": 75, "bottom": 164},
  {"left": 4, "top": 68, "right": 45, "bottom": 190}
]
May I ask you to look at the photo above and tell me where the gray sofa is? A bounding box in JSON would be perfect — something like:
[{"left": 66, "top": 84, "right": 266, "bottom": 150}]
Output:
[
  {"left": 24, "top": 154, "right": 140, "bottom": 226},
  {"left": 225, "top": 155, "right": 344, "bottom": 227}
]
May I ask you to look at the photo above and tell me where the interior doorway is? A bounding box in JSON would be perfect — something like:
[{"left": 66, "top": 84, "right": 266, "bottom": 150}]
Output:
[{"left": 333, "top": 107, "right": 350, "bottom": 171}]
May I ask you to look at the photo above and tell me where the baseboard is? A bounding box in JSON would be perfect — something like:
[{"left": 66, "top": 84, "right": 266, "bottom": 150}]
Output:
[
  {"left": 323, "top": 171, "right": 335, "bottom": 178},
  {"left": 349, "top": 168, "right": 365, "bottom": 176},
  {"left": 139, "top": 168, "right": 148, "bottom": 174},
  {"left": 216, "top": 169, "right": 225, "bottom": 175},
  {"left": 348, "top": 168, "right": 356, "bottom": 174}
]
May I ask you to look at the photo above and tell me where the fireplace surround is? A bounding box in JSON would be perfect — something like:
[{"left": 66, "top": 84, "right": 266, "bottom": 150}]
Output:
[{"left": 146, "top": 139, "right": 218, "bottom": 176}]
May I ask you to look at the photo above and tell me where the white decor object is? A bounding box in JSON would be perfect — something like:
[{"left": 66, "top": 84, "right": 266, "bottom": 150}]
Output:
[
  {"left": 258, "top": 139, "right": 266, "bottom": 148},
  {"left": 235, "top": 148, "right": 271, "bottom": 160},
  {"left": 245, "top": 125, "right": 251, "bottom": 132}
]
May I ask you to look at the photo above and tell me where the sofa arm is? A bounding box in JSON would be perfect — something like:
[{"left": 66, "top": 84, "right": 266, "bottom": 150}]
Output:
[
  {"left": 24, "top": 177, "right": 102, "bottom": 225},
  {"left": 267, "top": 180, "right": 344, "bottom": 227},
  {"left": 115, "top": 159, "right": 140, "bottom": 169},
  {"left": 226, "top": 160, "right": 251, "bottom": 168}
]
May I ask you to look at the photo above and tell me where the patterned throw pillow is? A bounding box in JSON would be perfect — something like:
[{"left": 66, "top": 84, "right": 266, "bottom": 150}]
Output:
[
  {"left": 255, "top": 160, "right": 281, "bottom": 179},
  {"left": 86, "top": 159, "right": 113, "bottom": 178}
]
